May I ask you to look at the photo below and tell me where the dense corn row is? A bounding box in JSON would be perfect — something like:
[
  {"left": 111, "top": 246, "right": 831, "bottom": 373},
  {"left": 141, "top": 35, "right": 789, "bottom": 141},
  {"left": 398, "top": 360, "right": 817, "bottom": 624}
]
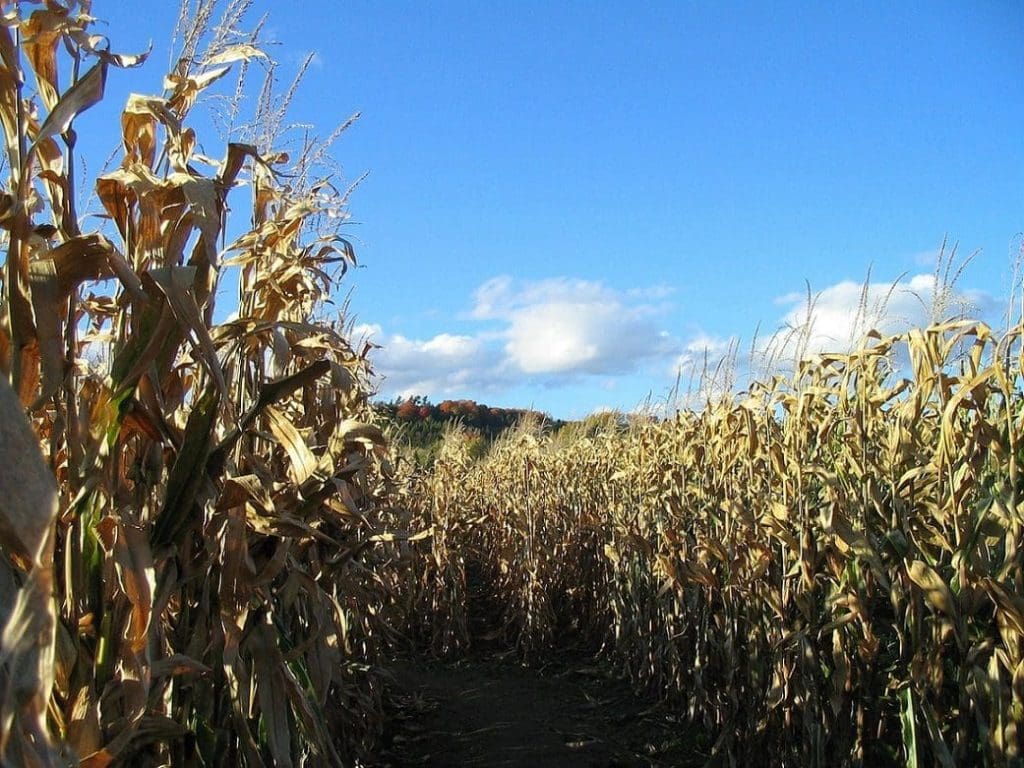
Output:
[{"left": 408, "top": 321, "right": 1024, "bottom": 766}]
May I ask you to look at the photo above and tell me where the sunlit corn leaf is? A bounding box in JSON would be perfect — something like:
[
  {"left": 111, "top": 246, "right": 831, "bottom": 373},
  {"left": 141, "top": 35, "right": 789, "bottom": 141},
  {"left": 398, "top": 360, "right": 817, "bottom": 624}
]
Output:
[
  {"left": 265, "top": 405, "right": 318, "bottom": 485},
  {"left": 908, "top": 560, "right": 958, "bottom": 621},
  {"left": 0, "top": 375, "right": 59, "bottom": 764},
  {"left": 31, "top": 60, "right": 106, "bottom": 152}
]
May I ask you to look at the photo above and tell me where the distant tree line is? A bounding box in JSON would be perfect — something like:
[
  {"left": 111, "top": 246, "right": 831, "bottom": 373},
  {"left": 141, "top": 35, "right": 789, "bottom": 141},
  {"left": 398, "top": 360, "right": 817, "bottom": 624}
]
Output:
[{"left": 375, "top": 396, "right": 566, "bottom": 463}]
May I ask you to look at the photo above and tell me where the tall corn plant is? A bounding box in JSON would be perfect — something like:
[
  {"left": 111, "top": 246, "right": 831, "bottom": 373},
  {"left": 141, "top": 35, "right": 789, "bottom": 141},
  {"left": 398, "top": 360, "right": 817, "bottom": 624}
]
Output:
[{"left": 0, "top": 3, "right": 397, "bottom": 765}]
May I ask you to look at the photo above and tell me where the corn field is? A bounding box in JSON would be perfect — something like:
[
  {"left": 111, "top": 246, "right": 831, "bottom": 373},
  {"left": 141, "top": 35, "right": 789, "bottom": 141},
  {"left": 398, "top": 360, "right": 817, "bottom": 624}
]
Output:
[
  {"left": 2, "top": 3, "right": 1023, "bottom": 768},
  {"left": 404, "top": 321, "right": 1024, "bottom": 766}
]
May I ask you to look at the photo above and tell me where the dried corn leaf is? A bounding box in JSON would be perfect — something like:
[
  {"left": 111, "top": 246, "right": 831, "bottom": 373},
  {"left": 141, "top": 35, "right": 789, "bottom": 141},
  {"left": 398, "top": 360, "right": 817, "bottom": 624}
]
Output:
[
  {"left": 32, "top": 60, "right": 106, "bottom": 151},
  {"left": 0, "top": 375, "right": 59, "bottom": 764},
  {"left": 908, "top": 560, "right": 957, "bottom": 620}
]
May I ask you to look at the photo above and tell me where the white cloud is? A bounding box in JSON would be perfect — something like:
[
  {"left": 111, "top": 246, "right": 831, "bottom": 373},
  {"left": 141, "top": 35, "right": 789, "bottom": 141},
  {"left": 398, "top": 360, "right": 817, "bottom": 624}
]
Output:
[
  {"left": 760, "top": 273, "right": 997, "bottom": 366},
  {"left": 474, "top": 276, "right": 677, "bottom": 375},
  {"left": 670, "top": 334, "right": 736, "bottom": 376},
  {"left": 362, "top": 276, "right": 683, "bottom": 401},
  {"left": 355, "top": 322, "right": 507, "bottom": 398},
  {"left": 352, "top": 322, "right": 382, "bottom": 340},
  {"left": 418, "top": 333, "right": 480, "bottom": 358},
  {"left": 471, "top": 276, "right": 516, "bottom": 320},
  {"left": 666, "top": 334, "right": 742, "bottom": 410},
  {"left": 359, "top": 268, "right": 1002, "bottom": 411}
]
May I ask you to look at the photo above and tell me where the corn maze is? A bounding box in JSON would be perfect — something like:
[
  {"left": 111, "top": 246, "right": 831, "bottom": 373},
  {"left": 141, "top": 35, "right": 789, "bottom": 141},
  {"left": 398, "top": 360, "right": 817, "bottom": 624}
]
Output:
[{"left": 0, "top": 2, "right": 1021, "bottom": 767}]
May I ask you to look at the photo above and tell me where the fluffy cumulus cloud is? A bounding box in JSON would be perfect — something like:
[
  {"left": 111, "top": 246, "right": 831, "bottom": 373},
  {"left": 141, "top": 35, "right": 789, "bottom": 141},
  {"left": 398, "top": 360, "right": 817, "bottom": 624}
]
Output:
[
  {"left": 473, "top": 276, "right": 677, "bottom": 375},
  {"left": 359, "top": 269, "right": 1001, "bottom": 409},
  {"left": 762, "top": 273, "right": 997, "bottom": 365},
  {"left": 354, "top": 323, "right": 505, "bottom": 398},
  {"left": 361, "top": 276, "right": 682, "bottom": 400}
]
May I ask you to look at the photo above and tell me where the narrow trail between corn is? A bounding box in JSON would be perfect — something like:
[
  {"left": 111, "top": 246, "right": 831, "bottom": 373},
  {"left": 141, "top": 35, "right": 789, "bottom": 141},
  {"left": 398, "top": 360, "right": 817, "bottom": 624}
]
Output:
[{"left": 376, "top": 652, "right": 700, "bottom": 767}]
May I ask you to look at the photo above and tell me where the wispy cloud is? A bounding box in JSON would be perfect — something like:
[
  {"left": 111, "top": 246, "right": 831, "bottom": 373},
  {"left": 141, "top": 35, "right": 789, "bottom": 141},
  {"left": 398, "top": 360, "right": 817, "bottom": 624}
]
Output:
[
  {"left": 665, "top": 334, "right": 742, "bottom": 410},
  {"left": 670, "top": 334, "right": 737, "bottom": 377}
]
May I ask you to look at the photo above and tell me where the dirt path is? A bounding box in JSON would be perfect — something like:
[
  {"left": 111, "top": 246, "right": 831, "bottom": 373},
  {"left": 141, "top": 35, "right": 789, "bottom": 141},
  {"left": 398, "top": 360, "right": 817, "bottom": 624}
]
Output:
[{"left": 375, "top": 653, "right": 702, "bottom": 767}]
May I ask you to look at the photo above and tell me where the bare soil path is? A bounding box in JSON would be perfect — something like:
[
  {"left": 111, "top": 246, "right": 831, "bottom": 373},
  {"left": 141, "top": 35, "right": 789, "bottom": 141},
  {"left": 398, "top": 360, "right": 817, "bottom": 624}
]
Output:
[{"left": 374, "top": 652, "right": 702, "bottom": 767}]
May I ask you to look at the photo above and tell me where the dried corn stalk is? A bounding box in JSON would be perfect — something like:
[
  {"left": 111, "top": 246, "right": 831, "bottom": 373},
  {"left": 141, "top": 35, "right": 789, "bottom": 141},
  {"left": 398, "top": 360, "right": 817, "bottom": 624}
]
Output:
[{"left": 0, "top": 3, "right": 404, "bottom": 765}]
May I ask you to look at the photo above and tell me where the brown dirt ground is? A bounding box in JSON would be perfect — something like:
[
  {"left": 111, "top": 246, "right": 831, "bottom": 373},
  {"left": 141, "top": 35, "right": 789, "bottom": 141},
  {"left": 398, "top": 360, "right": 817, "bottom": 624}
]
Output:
[{"left": 372, "top": 651, "right": 705, "bottom": 767}]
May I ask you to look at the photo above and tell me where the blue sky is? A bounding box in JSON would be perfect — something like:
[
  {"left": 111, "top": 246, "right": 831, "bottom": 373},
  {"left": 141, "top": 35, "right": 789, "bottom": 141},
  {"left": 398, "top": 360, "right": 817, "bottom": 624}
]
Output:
[{"left": 90, "top": 1, "right": 1023, "bottom": 418}]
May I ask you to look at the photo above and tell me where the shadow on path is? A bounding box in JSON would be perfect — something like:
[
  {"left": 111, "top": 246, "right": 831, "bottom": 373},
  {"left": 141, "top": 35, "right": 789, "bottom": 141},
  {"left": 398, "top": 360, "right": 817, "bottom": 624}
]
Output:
[{"left": 374, "top": 653, "right": 703, "bottom": 767}]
